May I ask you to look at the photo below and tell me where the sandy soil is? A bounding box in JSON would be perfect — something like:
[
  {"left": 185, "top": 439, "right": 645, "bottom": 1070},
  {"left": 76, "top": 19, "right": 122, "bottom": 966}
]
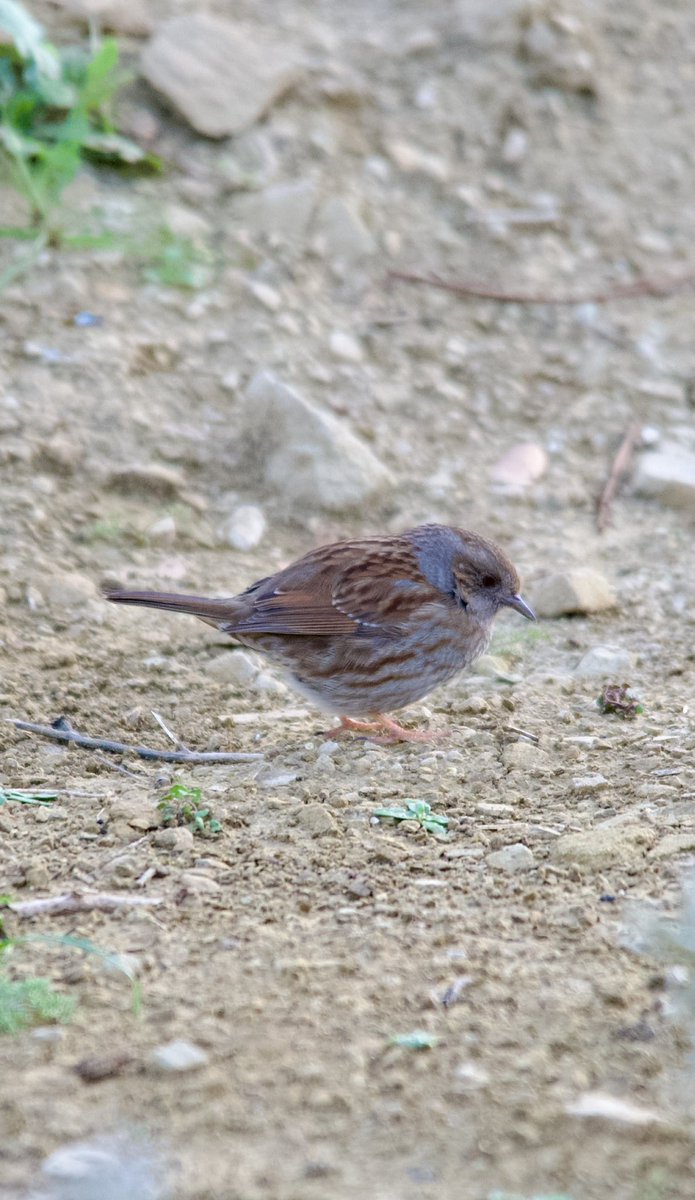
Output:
[{"left": 2, "top": 2, "right": 695, "bottom": 1197}]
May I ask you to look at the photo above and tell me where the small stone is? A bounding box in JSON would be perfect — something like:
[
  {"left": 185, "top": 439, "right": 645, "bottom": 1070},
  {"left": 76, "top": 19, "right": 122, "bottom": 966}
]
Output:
[
  {"left": 146, "top": 515, "right": 177, "bottom": 546},
  {"left": 313, "top": 197, "right": 376, "bottom": 264},
  {"left": 152, "top": 826, "right": 195, "bottom": 851},
  {"left": 107, "top": 464, "right": 184, "bottom": 500},
  {"left": 249, "top": 179, "right": 318, "bottom": 243},
  {"left": 163, "top": 203, "right": 210, "bottom": 241},
  {"left": 296, "top": 803, "right": 339, "bottom": 837},
  {"left": 501, "top": 126, "right": 528, "bottom": 164},
  {"left": 178, "top": 871, "right": 221, "bottom": 893},
  {"left": 329, "top": 330, "right": 364, "bottom": 362},
  {"left": 41, "top": 641, "right": 78, "bottom": 668},
  {"left": 205, "top": 649, "right": 259, "bottom": 685},
  {"left": 502, "top": 741, "right": 549, "bottom": 770},
  {"left": 43, "top": 571, "right": 98, "bottom": 610},
  {"left": 383, "top": 138, "right": 450, "bottom": 182},
  {"left": 566, "top": 1092, "right": 664, "bottom": 1126},
  {"left": 575, "top": 645, "right": 633, "bottom": 678},
  {"left": 220, "top": 504, "right": 266, "bottom": 551},
  {"left": 531, "top": 569, "right": 616, "bottom": 618},
  {"left": 34, "top": 434, "right": 84, "bottom": 475},
  {"left": 247, "top": 280, "right": 281, "bottom": 311},
  {"left": 141, "top": 15, "right": 303, "bottom": 138},
  {"left": 150, "top": 1039, "right": 208, "bottom": 1072},
  {"left": 634, "top": 444, "right": 695, "bottom": 511},
  {"left": 240, "top": 371, "right": 393, "bottom": 513},
  {"left": 256, "top": 768, "right": 299, "bottom": 788},
  {"left": 254, "top": 671, "right": 288, "bottom": 697},
  {"left": 486, "top": 843, "right": 535, "bottom": 872},
  {"left": 552, "top": 825, "right": 656, "bottom": 871},
  {"left": 490, "top": 442, "right": 547, "bottom": 487},
  {"left": 572, "top": 773, "right": 609, "bottom": 793}
]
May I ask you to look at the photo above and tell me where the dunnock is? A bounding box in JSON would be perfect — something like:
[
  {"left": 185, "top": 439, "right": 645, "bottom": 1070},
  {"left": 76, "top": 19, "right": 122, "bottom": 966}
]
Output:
[{"left": 106, "top": 523, "right": 534, "bottom": 742}]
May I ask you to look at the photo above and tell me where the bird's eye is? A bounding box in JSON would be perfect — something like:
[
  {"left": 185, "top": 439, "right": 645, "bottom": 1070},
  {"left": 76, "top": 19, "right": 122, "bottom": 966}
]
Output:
[{"left": 481, "top": 574, "right": 498, "bottom": 588}]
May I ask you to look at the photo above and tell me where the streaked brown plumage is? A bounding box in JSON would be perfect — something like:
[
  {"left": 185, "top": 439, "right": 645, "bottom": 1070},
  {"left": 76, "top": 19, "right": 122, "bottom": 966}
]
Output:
[{"left": 106, "top": 523, "right": 535, "bottom": 741}]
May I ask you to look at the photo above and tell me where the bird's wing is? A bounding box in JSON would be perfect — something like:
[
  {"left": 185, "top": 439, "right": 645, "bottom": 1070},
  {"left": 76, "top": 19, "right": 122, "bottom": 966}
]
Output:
[{"left": 225, "top": 542, "right": 443, "bottom": 638}]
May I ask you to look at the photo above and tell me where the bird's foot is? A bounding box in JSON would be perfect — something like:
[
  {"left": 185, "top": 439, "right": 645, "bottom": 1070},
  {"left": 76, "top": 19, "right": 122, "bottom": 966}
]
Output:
[{"left": 323, "top": 715, "right": 447, "bottom": 745}]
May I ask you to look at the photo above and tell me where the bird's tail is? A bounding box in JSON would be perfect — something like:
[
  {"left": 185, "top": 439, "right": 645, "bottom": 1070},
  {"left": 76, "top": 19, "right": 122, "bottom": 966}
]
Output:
[{"left": 104, "top": 589, "right": 239, "bottom": 623}]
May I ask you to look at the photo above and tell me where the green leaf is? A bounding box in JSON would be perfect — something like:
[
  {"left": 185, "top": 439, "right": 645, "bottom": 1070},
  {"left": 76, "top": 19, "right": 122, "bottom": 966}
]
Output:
[
  {"left": 0, "top": 0, "right": 60, "bottom": 81},
  {"left": 77, "top": 37, "right": 119, "bottom": 113},
  {"left": 81, "top": 129, "right": 157, "bottom": 166}
]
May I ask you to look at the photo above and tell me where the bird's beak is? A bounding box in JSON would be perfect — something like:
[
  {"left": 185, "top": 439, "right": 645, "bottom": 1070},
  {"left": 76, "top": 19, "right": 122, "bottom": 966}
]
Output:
[{"left": 502, "top": 593, "right": 536, "bottom": 621}]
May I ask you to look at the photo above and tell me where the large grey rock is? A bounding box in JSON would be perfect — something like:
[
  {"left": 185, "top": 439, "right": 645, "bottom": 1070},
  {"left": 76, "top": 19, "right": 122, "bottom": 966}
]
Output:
[
  {"left": 531, "top": 568, "right": 616, "bottom": 618},
  {"left": 141, "top": 15, "right": 304, "bottom": 138},
  {"left": 634, "top": 443, "right": 695, "bottom": 511},
  {"left": 241, "top": 371, "right": 393, "bottom": 512}
]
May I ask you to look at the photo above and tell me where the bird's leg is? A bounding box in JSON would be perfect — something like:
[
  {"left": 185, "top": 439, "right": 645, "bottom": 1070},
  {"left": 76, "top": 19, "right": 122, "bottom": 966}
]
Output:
[{"left": 323, "top": 715, "right": 446, "bottom": 744}]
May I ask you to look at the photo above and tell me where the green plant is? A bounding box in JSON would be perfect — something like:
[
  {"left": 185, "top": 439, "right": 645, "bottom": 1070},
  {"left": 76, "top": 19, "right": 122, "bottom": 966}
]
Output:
[
  {"left": 0, "top": 903, "right": 143, "bottom": 1025},
  {"left": 0, "top": 786, "right": 58, "bottom": 805},
  {"left": 158, "top": 782, "right": 222, "bottom": 835},
  {"left": 0, "top": 0, "right": 157, "bottom": 275},
  {"left": 597, "top": 682, "right": 644, "bottom": 719},
  {"left": 374, "top": 799, "right": 449, "bottom": 836},
  {"left": 142, "top": 225, "right": 213, "bottom": 289},
  {"left": 0, "top": 970, "right": 75, "bottom": 1032}
]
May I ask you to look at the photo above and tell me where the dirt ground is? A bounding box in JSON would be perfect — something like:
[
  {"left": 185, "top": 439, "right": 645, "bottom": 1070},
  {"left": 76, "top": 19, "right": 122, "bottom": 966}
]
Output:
[{"left": 2, "top": 1, "right": 695, "bottom": 1197}]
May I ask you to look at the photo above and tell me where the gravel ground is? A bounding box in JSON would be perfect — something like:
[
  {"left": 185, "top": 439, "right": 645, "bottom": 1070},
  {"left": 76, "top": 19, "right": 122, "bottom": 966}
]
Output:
[{"left": 1, "top": 2, "right": 695, "bottom": 1197}]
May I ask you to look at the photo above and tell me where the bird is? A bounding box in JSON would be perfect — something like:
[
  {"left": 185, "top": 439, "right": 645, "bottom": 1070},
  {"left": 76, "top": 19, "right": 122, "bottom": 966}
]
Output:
[{"left": 105, "top": 523, "right": 535, "bottom": 742}]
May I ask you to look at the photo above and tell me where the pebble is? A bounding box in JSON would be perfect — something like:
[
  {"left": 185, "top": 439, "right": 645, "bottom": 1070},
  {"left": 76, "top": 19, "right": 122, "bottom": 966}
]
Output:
[
  {"left": 502, "top": 741, "right": 549, "bottom": 771},
  {"left": 489, "top": 441, "right": 547, "bottom": 488},
  {"left": 565, "top": 1091, "right": 664, "bottom": 1126},
  {"left": 575, "top": 645, "right": 633, "bottom": 678},
  {"left": 256, "top": 768, "right": 299, "bottom": 788},
  {"left": 634, "top": 444, "right": 695, "bottom": 511},
  {"left": 106, "top": 463, "right": 184, "bottom": 500},
  {"left": 248, "top": 179, "right": 318, "bottom": 243},
  {"left": 241, "top": 371, "right": 393, "bottom": 513},
  {"left": 42, "top": 571, "right": 98, "bottom": 611},
  {"left": 552, "top": 825, "right": 656, "bottom": 871},
  {"left": 34, "top": 434, "right": 84, "bottom": 475},
  {"left": 313, "top": 197, "right": 376, "bottom": 264},
  {"left": 531, "top": 569, "right": 616, "bottom": 618},
  {"left": 178, "top": 871, "right": 222, "bottom": 893},
  {"left": 296, "top": 803, "right": 339, "bottom": 837},
  {"left": 247, "top": 279, "right": 282, "bottom": 311},
  {"left": 486, "top": 843, "right": 535, "bottom": 873},
  {"left": 150, "top": 1039, "right": 209, "bottom": 1072},
  {"left": 146, "top": 515, "right": 177, "bottom": 546},
  {"left": 220, "top": 504, "right": 266, "bottom": 551},
  {"left": 572, "top": 774, "right": 609, "bottom": 793},
  {"left": 205, "top": 649, "right": 259, "bottom": 685},
  {"left": 142, "top": 14, "right": 303, "bottom": 138},
  {"left": 153, "top": 826, "right": 195, "bottom": 851},
  {"left": 41, "top": 1132, "right": 163, "bottom": 1198},
  {"left": 329, "top": 330, "right": 364, "bottom": 362}
]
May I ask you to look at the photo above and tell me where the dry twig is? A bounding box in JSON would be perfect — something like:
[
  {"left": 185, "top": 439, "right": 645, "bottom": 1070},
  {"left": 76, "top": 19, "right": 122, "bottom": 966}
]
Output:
[
  {"left": 7, "top": 719, "right": 263, "bottom": 762},
  {"left": 8, "top": 891, "right": 163, "bottom": 918},
  {"left": 596, "top": 421, "right": 643, "bottom": 532},
  {"left": 387, "top": 268, "right": 695, "bottom": 306}
]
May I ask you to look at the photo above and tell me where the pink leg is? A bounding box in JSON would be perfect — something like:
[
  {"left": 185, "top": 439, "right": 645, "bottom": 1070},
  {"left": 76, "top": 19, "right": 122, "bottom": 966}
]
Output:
[{"left": 324, "top": 715, "right": 447, "bottom": 745}]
